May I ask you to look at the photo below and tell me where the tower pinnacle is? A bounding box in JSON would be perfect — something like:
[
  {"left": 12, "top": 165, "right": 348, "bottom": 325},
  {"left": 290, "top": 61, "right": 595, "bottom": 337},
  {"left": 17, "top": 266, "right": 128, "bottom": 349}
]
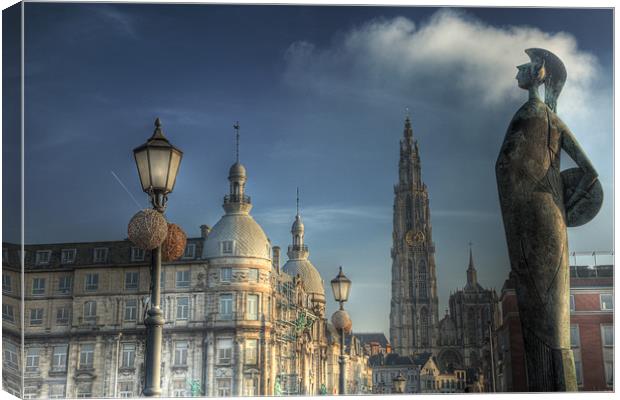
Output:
[{"left": 466, "top": 242, "right": 479, "bottom": 290}]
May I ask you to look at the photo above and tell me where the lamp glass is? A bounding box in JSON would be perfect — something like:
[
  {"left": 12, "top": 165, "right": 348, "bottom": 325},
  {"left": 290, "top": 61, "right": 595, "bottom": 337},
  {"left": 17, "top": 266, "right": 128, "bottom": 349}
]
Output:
[
  {"left": 134, "top": 148, "right": 151, "bottom": 192},
  {"left": 166, "top": 149, "right": 182, "bottom": 192},
  {"left": 331, "top": 272, "right": 351, "bottom": 302},
  {"left": 148, "top": 146, "right": 172, "bottom": 190}
]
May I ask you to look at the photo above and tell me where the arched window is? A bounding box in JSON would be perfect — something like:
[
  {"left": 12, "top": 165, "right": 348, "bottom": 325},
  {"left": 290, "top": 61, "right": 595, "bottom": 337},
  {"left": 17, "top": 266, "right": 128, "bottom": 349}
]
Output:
[
  {"left": 420, "top": 308, "right": 429, "bottom": 347},
  {"left": 418, "top": 261, "right": 427, "bottom": 298},
  {"left": 467, "top": 308, "right": 476, "bottom": 345}
]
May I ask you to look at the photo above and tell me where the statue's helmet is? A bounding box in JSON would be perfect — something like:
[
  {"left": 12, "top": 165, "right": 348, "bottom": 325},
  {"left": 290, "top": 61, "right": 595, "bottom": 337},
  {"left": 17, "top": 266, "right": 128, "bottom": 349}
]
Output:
[{"left": 525, "top": 48, "right": 567, "bottom": 112}]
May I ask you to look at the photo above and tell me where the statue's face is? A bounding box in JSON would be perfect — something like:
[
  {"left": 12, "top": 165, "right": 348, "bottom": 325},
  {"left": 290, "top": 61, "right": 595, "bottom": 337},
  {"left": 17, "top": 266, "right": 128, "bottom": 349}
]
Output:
[{"left": 516, "top": 63, "right": 535, "bottom": 89}]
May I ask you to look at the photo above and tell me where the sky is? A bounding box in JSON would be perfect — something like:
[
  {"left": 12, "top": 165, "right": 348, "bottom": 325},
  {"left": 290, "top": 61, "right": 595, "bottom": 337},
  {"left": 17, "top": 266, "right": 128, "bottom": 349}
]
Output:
[{"left": 2, "top": 4, "right": 614, "bottom": 336}]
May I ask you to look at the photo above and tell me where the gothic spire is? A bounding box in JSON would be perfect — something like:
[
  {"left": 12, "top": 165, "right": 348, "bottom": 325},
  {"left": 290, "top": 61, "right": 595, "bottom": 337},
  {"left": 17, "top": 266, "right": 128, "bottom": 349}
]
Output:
[
  {"left": 289, "top": 188, "right": 308, "bottom": 260},
  {"left": 466, "top": 242, "right": 479, "bottom": 290}
]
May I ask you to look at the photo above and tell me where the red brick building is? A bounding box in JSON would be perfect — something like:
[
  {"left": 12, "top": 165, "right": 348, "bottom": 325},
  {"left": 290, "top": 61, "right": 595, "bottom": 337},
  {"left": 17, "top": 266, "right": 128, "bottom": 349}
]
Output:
[{"left": 495, "top": 259, "right": 613, "bottom": 392}]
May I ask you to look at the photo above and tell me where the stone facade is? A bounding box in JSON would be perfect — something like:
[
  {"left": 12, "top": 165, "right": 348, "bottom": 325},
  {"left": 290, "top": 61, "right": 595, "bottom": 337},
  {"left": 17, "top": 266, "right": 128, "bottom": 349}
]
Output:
[{"left": 2, "top": 159, "right": 372, "bottom": 398}]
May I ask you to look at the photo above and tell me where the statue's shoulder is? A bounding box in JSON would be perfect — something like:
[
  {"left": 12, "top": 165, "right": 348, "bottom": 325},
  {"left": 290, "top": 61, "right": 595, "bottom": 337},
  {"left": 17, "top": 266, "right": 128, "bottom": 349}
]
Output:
[{"left": 511, "top": 98, "right": 547, "bottom": 123}]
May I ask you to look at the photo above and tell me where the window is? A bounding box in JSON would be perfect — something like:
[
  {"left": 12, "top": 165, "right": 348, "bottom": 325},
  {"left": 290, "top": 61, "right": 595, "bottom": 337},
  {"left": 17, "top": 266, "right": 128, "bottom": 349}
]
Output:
[
  {"left": 85, "top": 273, "right": 99, "bottom": 291},
  {"left": 79, "top": 344, "right": 95, "bottom": 369},
  {"left": 183, "top": 243, "right": 196, "bottom": 259},
  {"left": 217, "top": 338, "right": 232, "bottom": 364},
  {"left": 26, "top": 347, "right": 40, "bottom": 372},
  {"left": 58, "top": 276, "right": 72, "bottom": 294},
  {"left": 174, "top": 341, "right": 188, "bottom": 366},
  {"left": 173, "top": 379, "right": 186, "bottom": 397},
  {"left": 2, "top": 304, "right": 14, "bottom": 322},
  {"left": 119, "top": 382, "right": 133, "bottom": 398},
  {"left": 176, "top": 270, "right": 190, "bottom": 288},
  {"left": 24, "top": 386, "right": 38, "bottom": 400},
  {"left": 3, "top": 342, "right": 18, "bottom": 369},
  {"left": 84, "top": 301, "right": 97, "bottom": 320},
  {"left": 570, "top": 325, "right": 583, "bottom": 385},
  {"left": 247, "top": 294, "right": 259, "bottom": 320},
  {"left": 131, "top": 247, "right": 145, "bottom": 262},
  {"left": 217, "top": 379, "right": 231, "bottom": 397},
  {"left": 245, "top": 339, "right": 258, "bottom": 365},
  {"left": 93, "top": 247, "right": 108, "bottom": 263},
  {"left": 121, "top": 343, "right": 136, "bottom": 368},
  {"left": 32, "top": 277, "right": 46, "bottom": 295},
  {"left": 601, "top": 294, "right": 613, "bottom": 310},
  {"left": 219, "top": 294, "right": 233, "bottom": 320},
  {"left": 125, "top": 272, "right": 139, "bottom": 290},
  {"left": 602, "top": 325, "right": 613, "bottom": 386},
  {"left": 220, "top": 267, "right": 232, "bottom": 282},
  {"left": 602, "top": 325, "right": 614, "bottom": 346},
  {"left": 221, "top": 241, "right": 233, "bottom": 255},
  {"left": 418, "top": 261, "right": 428, "bottom": 298},
  {"left": 30, "top": 308, "right": 44, "bottom": 325},
  {"left": 35, "top": 250, "right": 52, "bottom": 265},
  {"left": 248, "top": 268, "right": 259, "bottom": 282},
  {"left": 176, "top": 297, "right": 190, "bottom": 320},
  {"left": 124, "top": 300, "right": 137, "bottom": 322},
  {"left": 56, "top": 307, "right": 70, "bottom": 325},
  {"left": 52, "top": 345, "right": 68, "bottom": 371},
  {"left": 61, "top": 249, "right": 76, "bottom": 264},
  {"left": 570, "top": 295, "right": 575, "bottom": 311},
  {"left": 2, "top": 273, "right": 11, "bottom": 292},
  {"left": 77, "top": 382, "right": 93, "bottom": 398},
  {"left": 49, "top": 384, "right": 66, "bottom": 399},
  {"left": 160, "top": 270, "right": 165, "bottom": 289}
]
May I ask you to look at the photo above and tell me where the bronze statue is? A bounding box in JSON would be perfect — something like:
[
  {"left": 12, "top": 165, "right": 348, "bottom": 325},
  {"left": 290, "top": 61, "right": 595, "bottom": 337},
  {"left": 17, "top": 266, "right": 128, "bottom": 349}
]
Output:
[{"left": 495, "top": 48, "right": 602, "bottom": 391}]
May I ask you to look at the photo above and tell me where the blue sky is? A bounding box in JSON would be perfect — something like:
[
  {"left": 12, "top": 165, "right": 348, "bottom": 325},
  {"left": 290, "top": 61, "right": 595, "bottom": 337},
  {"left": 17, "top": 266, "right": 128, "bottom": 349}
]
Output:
[{"left": 3, "top": 4, "right": 613, "bottom": 335}]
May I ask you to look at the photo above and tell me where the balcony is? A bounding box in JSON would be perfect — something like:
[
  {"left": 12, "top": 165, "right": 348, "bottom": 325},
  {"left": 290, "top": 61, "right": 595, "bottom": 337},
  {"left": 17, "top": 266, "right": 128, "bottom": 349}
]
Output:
[{"left": 224, "top": 194, "right": 251, "bottom": 204}]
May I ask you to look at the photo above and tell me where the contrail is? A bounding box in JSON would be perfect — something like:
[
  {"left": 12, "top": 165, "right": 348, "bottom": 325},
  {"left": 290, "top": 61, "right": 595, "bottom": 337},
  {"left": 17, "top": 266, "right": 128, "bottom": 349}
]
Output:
[{"left": 110, "top": 170, "right": 143, "bottom": 210}]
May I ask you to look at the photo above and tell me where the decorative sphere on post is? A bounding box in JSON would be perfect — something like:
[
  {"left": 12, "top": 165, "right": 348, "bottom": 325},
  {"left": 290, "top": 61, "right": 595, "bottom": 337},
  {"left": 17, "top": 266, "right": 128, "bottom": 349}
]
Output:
[
  {"left": 128, "top": 209, "right": 168, "bottom": 250},
  {"left": 331, "top": 309, "right": 352, "bottom": 334},
  {"left": 161, "top": 223, "right": 187, "bottom": 262}
]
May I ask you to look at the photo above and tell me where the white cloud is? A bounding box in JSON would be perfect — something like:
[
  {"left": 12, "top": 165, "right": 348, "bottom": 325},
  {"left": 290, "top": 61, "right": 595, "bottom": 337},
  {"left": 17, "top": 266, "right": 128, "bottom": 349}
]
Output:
[{"left": 283, "top": 9, "right": 603, "bottom": 128}]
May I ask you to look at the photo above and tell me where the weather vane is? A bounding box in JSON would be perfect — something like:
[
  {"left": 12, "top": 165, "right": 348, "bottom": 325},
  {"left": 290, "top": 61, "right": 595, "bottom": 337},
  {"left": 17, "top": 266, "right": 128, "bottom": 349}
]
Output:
[{"left": 233, "top": 121, "right": 240, "bottom": 162}]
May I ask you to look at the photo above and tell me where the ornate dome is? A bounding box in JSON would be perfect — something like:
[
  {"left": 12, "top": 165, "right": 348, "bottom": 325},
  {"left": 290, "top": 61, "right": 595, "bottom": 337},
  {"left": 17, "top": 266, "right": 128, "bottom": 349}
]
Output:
[
  {"left": 283, "top": 258, "right": 325, "bottom": 301},
  {"left": 291, "top": 214, "right": 304, "bottom": 233},
  {"left": 203, "top": 214, "right": 270, "bottom": 260},
  {"left": 228, "top": 162, "right": 246, "bottom": 178}
]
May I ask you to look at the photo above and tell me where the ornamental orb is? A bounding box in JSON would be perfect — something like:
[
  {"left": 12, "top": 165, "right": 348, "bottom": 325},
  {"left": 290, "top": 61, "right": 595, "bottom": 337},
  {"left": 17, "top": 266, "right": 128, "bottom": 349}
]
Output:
[
  {"left": 128, "top": 209, "right": 168, "bottom": 250},
  {"left": 331, "top": 309, "right": 352, "bottom": 333},
  {"left": 161, "top": 223, "right": 188, "bottom": 262}
]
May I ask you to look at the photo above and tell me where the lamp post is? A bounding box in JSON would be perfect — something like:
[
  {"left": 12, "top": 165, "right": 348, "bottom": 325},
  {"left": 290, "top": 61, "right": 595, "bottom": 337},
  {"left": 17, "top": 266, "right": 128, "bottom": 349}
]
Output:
[
  {"left": 330, "top": 266, "right": 352, "bottom": 395},
  {"left": 392, "top": 372, "right": 406, "bottom": 394},
  {"left": 133, "top": 118, "right": 183, "bottom": 396}
]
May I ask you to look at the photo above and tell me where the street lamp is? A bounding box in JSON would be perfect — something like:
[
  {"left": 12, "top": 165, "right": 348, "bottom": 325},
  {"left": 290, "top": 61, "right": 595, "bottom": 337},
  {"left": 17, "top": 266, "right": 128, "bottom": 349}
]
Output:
[
  {"left": 331, "top": 266, "right": 352, "bottom": 395},
  {"left": 392, "top": 372, "right": 406, "bottom": 394},
  {"left": 133, "top": 118, "right": 183, "bottom": 396}
]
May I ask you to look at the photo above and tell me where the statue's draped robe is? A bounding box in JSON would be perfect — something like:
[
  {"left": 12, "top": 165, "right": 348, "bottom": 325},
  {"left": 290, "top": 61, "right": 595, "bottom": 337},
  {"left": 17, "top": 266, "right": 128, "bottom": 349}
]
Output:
[{"left": 496, "top": 98, "right": 577, "bottom": 391}]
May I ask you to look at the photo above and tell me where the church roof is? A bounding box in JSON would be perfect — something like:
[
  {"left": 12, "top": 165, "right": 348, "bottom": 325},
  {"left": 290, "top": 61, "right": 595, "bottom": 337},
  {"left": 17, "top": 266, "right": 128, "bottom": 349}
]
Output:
[{"left": 354, "top": 333, "right": 390, "bottom": 348}]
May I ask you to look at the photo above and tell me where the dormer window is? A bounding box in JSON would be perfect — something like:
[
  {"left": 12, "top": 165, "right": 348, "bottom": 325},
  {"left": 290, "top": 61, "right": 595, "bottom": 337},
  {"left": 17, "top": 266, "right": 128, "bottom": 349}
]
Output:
[
  {"left": 93, "top": 248, "right": 108, "bottom": 264},
  {"left": 131, "top": 247, "right": 145, "bottom": 262},
  {"left": 221, "top": 241, "right": 234, "bottom": 255},
  {"left": 182, "top": 243, "right": 196, "bottom": 259},
  {"left": 61, "top": 249, "right": 76, "bottom": 264},
  {"left": 35, "top": 250, "right": 52, "bottom": 265}
]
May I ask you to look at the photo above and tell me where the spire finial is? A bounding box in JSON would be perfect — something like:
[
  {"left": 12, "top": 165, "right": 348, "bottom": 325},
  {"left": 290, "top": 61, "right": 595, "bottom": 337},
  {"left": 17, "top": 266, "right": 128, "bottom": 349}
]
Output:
[
  {"left": 405, "top": 106, "right": 410, "bottom": 119},
  {"left": 233, "top": 121, "right": 240, "bottom": 163},
  {"left": 468, "top": 241, "right": 475, "bottom": 269},
  {"left": 155, "top": 117, "right": 161, "bottom": 128},
  {"left": 296, "top": 187, "right": 300, "bottom": 216}
]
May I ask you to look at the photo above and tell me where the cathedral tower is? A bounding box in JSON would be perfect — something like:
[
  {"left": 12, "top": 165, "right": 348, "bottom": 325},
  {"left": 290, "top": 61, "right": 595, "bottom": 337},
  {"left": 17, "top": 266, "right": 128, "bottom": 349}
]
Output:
[{"left": 389, "top": 116, "right": 440, "bottom": 356}]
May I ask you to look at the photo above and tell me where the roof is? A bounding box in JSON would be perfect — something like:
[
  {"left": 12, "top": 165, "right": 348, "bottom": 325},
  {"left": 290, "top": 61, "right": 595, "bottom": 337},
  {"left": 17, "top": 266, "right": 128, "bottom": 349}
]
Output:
[
  {"left": 203, "top": 214, "right": 271, "bottom": 260},
  {"left": 354, "top": 333, "right": 390, "bottom": 348},
  {"left": 282, "top": 258, "right": 325, "bottom": 300}
]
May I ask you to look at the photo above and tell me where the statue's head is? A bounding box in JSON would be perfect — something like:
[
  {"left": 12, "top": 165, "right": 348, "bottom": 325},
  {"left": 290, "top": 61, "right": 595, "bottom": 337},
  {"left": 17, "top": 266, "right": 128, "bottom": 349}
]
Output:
[{"left": 517, "top": 48, "right": 567, "bottom": 112}]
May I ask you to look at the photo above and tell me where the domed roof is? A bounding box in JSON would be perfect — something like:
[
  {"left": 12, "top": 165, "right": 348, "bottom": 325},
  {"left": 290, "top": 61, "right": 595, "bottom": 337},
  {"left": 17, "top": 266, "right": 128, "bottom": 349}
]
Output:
[
  {"left": 291, "top": 214, "right": 304, "bottom": 233},
  {"left": 203, "top": 213, "right": 270, "bottom": 260},
  {"left": 229, "top": 162, "right": 246, "bottom": 178},
  {"left": 283, "top": 258, "right": 325, "bottom": 300}
]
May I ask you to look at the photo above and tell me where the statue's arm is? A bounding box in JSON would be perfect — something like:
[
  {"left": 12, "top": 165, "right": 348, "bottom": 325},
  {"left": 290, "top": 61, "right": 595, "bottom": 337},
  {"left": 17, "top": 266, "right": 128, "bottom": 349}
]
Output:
[{"left": 560, "top": 123, "right": 599, "bottom": 209}]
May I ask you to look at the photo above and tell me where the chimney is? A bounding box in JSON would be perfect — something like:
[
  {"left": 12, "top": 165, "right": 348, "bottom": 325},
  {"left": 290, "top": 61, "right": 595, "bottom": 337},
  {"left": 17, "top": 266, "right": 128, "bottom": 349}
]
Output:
[
  {"left": 272, "top": 246, "right": 280, "bottom": 273},
  {"left": 200, "top": 225, "right": 211, "bottom": 239}
]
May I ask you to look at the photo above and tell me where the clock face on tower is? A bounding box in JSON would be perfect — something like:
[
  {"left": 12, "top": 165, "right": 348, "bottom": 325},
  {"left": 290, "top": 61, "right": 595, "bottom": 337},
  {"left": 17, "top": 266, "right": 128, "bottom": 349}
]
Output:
[{"left": 405, "top": 230, "right": 414, "bottom": 246}]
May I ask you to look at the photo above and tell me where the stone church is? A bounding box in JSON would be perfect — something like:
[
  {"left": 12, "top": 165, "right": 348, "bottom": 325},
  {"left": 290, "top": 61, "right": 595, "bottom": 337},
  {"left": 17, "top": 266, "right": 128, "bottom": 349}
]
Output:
[{"left": 388, "top": 116, "right": 499, "bottom": 390}]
